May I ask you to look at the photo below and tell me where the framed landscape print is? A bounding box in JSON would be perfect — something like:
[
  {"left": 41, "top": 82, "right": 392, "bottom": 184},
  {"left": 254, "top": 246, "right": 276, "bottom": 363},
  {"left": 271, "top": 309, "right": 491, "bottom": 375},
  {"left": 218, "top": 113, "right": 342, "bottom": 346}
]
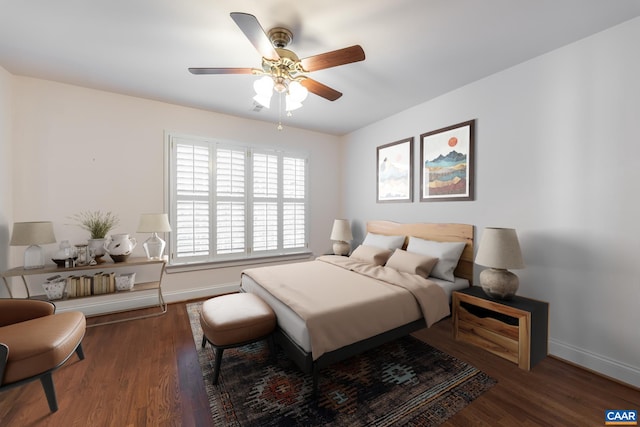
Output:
[
  {"left": 420, "top": 120, "right": 475, "bottom": 202},
  {"left": 377, "top": 137, "right": 413, "bottom": 203}
]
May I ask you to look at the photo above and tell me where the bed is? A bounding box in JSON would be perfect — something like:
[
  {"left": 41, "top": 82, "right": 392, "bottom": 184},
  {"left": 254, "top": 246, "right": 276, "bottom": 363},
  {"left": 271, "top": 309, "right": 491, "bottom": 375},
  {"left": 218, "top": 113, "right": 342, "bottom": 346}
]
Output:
[{"left": 240, "top": 220, "right": 474, "bottom": 394}]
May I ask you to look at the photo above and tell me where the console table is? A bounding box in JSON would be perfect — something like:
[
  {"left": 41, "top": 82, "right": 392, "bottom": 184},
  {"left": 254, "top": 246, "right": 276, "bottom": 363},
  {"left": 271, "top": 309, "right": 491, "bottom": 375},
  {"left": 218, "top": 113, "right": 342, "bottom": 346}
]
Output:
[{"left": 1, "top": 257, "right": 166, "bottom": 326}]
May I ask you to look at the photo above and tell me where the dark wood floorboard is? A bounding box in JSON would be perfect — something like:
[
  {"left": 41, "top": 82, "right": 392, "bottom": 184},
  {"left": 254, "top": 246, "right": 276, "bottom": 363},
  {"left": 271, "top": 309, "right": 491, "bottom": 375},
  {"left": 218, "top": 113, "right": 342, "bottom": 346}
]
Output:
[
  {"left": 1, "top": 301, "right": 638, "bottom": 426},
  {"left": 0, "top": 302, "right": 212, "bottom": 427},
  {"left": 413, "top": 324, "right": 640, "bottom": 427}
]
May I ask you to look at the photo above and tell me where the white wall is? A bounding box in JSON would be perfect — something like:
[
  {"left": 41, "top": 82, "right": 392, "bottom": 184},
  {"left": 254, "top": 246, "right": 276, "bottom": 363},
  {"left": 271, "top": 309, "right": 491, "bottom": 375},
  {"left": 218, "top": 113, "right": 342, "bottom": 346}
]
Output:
[
  {"left": 0, "top": 66, "right": 13, "bottom": 293},
  {"left": 343, "top": 18, "right": 640, "bottom": 387},
  {"left": 7, "top": 77, "right": 341, "bottom": 304}
]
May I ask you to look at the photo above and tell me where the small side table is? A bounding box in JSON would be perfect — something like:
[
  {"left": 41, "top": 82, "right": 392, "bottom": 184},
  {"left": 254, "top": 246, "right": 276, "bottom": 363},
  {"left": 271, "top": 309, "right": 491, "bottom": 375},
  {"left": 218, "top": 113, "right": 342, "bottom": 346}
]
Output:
[{"left": 452, "top": 286, "right": 549, "bottom": 370}]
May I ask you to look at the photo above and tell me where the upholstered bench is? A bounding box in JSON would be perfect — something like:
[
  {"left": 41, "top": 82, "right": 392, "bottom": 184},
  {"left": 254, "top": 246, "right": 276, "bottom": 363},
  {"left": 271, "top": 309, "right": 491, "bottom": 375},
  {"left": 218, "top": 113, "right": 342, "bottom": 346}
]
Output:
[
  {"left": 0, "top": 299, "right": 86, "bottom": 412},
  {"left": 200, "top": 292, "right": 276, "bottom": 384}
]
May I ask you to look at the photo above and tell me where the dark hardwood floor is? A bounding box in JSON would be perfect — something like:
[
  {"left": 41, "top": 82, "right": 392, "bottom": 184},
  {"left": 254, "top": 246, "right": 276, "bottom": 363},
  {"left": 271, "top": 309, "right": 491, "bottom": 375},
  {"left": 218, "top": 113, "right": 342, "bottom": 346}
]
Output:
[{"left": 1, "top": 301, "right": 638, "bottom": 426}]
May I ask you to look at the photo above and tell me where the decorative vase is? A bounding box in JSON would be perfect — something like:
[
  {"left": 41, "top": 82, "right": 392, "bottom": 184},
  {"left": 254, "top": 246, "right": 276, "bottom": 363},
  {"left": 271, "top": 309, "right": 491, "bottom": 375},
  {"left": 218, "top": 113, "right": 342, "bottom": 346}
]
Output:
[
  {"left": 104, "top": 233, "right": 137, "bottom": 263},
  {"left": 88, "top": 238, "right": 107, "bottom": 263}
]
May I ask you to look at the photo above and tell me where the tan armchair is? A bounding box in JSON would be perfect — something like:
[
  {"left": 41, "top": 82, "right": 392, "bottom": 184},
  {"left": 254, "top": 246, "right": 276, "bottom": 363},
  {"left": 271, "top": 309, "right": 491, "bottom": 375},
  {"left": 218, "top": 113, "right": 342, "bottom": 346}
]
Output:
[{"left": 0, "top": 299, "right": 86, "bottom": 413}]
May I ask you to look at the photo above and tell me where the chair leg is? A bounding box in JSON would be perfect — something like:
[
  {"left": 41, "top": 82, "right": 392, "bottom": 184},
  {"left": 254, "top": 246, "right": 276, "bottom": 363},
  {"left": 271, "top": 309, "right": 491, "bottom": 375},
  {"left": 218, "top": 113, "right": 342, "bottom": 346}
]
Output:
[
  {"left": 212, "top": 347, "right": 224, "bottom": 385},
  {"left": 75, "top": 342, "right": 85, "bottom": 360},
  {"left": 40, "top": 373, "right": 58, "bottom": 412}
]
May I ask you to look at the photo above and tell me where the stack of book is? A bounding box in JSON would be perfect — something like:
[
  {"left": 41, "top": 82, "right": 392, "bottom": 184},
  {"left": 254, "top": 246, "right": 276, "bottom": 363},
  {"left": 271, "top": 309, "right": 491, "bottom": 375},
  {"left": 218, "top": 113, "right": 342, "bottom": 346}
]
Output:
[{"left": 66, "top": 272, "right": 116, "bottom": 298}]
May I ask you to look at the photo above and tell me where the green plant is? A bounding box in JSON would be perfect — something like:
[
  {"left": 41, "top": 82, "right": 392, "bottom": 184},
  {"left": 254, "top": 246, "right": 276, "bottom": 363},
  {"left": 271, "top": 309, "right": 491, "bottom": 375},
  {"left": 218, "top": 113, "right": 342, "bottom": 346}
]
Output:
[{"left": 70, "top": 210, "right": 120, "bottom": 239}]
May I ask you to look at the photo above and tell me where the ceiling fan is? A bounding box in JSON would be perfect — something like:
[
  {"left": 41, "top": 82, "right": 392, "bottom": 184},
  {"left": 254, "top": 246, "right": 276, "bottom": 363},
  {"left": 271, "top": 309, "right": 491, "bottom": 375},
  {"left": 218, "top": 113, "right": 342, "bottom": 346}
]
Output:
[{"left": 188, "top": 12, "right": 365, "bottom": 104}]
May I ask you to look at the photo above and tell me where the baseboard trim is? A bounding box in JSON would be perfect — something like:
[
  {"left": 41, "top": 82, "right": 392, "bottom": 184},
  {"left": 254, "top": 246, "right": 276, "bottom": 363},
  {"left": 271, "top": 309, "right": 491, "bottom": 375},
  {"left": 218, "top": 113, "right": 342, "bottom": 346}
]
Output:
[
  {"left": 53, "top": 292, "right": 160, "bottom": 317},
  {"left": 53, "top": 282, "right": 241, "bottom": 317},
  {"left": 163, "top": 283, "right": 240, "bottom": 304},
  {"left": 549, "top": 338, "right": 640, "bottom": 389}
]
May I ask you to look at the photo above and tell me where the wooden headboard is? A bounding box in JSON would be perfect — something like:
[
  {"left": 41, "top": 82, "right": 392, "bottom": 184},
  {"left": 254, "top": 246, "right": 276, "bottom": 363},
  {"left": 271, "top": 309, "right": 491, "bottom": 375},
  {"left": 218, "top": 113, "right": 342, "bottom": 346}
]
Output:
[{"left": 367, "top": 220, "right": 474, "bottom": 284}]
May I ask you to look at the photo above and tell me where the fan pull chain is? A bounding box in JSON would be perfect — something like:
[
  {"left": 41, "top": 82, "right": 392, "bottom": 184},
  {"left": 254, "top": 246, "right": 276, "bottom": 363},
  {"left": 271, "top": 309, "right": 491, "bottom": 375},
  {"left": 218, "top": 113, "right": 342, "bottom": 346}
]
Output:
[{"left": 277, "top": 92, "right": 283, "bottom": 131}]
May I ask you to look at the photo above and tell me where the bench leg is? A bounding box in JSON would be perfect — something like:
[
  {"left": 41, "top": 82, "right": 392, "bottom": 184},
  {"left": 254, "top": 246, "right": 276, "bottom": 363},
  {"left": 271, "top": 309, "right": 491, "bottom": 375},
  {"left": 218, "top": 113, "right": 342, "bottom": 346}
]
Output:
[
  {"left": 40, "top": 373, "right": 58, "bottom": 412},
  {"left": 212, "top": 347, "right": 224, "bottom": 385},
  {"left": 75, "top": 342, "right": 85, "bottom": 361}
]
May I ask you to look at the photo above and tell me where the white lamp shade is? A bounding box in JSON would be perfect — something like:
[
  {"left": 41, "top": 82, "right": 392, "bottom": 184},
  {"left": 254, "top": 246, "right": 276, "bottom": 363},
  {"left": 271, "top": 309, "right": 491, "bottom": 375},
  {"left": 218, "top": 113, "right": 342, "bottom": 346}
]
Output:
[
  {"left": 288, "top": 81, "right": 308, "bottom": 103},
  {"left": 253, "top": 93, "right": 272, "bottom": 108},
  {"left": 330, "top": 219, "right": 353, "bottom": 242},
  {"left": 253, "top": 76, "right": 274, "bottom": 108},
  {"left": 285, "top": 96, "right": 303, "bottom": 111},
  {"left": 475, "top": 227, "right": 524, "bottom": 269},
  {"left": 254, "top": 76, "right": 274, "bottom": 96},
  {"left": 286, "top": 81, "right": 308, "bottom": 111},
  {"left": 137, "top": 214, "right": 172, "bottom": 233},
  {"left": 10, "top": 222, "right": 56, "bottom": 246}
]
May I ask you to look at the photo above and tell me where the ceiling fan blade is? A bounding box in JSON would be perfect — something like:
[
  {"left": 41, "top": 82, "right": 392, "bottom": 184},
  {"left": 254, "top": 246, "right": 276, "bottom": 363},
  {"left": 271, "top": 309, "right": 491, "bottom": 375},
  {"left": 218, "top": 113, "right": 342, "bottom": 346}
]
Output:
[
  {"left": 230, "top": 12, "right": 280, "bottom": 60},
  {"left": 300, "top": 78, "right": 342, "bottom": 101},
  {"left": 300, "top": 45, "right": 365, "bottom": 72},
  {"left": 188, "top": 67, "right": 255, "bottom": 75}
]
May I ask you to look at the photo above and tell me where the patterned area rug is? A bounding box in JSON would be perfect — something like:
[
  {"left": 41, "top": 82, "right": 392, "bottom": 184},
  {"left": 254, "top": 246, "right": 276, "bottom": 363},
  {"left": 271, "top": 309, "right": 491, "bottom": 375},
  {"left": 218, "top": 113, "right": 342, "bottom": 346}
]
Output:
[{"left": 187, "top": 302, "right": 495, "bottom": 426}]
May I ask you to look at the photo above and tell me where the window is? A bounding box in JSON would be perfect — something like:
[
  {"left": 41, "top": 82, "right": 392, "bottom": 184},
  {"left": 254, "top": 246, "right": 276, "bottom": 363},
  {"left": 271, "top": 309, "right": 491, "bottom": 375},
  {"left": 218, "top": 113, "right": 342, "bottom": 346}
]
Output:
[{"left": 167, "top": 133, "right": 309, "bottom": 265}]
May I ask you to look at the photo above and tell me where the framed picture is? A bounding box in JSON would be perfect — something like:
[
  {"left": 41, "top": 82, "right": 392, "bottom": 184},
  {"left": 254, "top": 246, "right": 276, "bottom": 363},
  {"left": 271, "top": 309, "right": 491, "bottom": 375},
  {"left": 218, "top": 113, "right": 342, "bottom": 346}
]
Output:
[
  {"left": 377, "top": 137, "right": 413, "bottom": 203},
  {"left": 420, "top": 120, "right": 475, "bottom": 202}
]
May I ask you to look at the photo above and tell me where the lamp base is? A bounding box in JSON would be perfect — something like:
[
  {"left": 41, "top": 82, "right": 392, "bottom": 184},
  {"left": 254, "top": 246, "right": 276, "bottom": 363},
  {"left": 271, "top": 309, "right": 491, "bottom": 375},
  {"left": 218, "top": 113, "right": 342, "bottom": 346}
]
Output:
[
  {"left": 143, "top": 233, "right": 166, "bottom": 260},
  {"left": 24, "top": 244, "right": 45, "bottom": 269},
  {"left": 480, "top": 268, "right": 519, "bottom": 300},
  {"left": 332, "top": 241, "right": 350, "bottom": 256}
]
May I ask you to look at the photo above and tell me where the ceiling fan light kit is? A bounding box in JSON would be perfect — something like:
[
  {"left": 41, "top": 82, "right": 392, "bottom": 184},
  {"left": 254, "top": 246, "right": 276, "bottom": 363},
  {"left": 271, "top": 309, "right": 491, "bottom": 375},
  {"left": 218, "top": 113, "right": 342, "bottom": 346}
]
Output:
[
  {"left": 189, "top": 12, "right": 365, "bottom": 130},
  {"left": 286, "top": 81, "right": 308, "bottom": 111},
  {"left": 253, "top": 76, "right": 274, "bottom": 108}
]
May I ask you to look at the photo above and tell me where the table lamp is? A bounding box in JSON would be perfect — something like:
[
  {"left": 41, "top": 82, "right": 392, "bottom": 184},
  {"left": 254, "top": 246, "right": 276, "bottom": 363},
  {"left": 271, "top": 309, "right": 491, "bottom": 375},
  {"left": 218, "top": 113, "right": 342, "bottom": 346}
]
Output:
[
  {"left": 137, "top": 213, "right": 172, "bottom": 260},
  {"left": 10, "top": 221, "right": 57, "bottom": 269},
  {"left": 330, "top": 219, "right": 353, "bottom": 256},
  {"left": 475, "top": 227, "right": 525, "bottom": 300}
]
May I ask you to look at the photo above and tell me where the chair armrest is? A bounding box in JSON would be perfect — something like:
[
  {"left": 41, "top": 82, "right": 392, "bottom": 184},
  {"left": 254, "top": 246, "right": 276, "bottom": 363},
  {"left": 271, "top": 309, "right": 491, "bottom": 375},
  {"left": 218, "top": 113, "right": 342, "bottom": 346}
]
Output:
[{"left": 0, "top": 299, "right": 55, "bottom": 327}]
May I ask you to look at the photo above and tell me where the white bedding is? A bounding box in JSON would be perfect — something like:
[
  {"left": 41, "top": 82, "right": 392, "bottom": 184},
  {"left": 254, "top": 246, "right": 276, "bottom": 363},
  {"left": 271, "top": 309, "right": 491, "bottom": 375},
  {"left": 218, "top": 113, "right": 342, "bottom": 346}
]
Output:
[{"left": 240, "top": 271, "right": 468, "bottom": 353}]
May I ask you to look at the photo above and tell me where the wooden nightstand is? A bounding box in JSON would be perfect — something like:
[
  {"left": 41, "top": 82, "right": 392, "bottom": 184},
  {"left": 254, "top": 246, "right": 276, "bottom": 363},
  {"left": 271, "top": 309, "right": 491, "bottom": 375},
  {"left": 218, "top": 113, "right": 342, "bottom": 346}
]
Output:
[{"left": 452, "top": 286, "right": 548, "bottom": 370}]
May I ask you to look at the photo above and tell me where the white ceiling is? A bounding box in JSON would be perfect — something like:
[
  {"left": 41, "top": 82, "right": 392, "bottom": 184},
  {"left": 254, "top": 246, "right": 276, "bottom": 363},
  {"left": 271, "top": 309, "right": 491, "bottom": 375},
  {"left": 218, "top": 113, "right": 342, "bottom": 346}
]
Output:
[{"left": 2, "top": 1, "right": 640, "bottom": 135}]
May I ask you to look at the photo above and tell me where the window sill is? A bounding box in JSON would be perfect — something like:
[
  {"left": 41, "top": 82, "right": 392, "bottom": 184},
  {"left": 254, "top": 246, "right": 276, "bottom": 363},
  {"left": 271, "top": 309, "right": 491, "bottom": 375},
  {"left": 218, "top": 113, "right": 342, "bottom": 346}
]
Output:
[{"left": 165, "top": 251, "right": 314, "bottom": 274}]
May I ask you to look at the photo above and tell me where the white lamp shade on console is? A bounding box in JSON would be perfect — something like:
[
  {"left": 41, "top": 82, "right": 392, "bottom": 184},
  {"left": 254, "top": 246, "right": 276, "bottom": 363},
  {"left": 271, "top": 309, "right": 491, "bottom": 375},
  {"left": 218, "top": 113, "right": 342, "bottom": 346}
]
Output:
[
  {"left": 10, "top": 221, "right": 57, "bottom": 269},
  {"left": 137, "top": 214, "right": 172, "bottom": 260},
  {"left": 330, "top": 219, "right": 353, "bottom": 256},
  {"left": 475, "top": 227, "right": 525, "bottom": 300}
]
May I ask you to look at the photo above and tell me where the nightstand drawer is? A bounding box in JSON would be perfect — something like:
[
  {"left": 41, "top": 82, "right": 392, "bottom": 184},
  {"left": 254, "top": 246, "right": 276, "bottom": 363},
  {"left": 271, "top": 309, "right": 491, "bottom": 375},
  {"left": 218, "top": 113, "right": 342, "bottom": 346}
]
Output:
[
  {"left": 457, "top": 302, "right": 520, "bottom": 341},
  {"left": 452, "top": 287, "right": 549, "bottom": 370},
  {"left": 457, "top": 318, "right": 519, "bottom": 364}
]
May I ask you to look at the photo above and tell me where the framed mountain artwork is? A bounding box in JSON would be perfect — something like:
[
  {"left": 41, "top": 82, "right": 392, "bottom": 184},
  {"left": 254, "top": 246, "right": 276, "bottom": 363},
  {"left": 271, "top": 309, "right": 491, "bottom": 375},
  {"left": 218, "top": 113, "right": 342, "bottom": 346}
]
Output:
[
  {"left": 377, "top": 137, "right": 413, "bottom": 203},
  {"left": 420, "top": 120, "right": 475, "bottom": 202}
]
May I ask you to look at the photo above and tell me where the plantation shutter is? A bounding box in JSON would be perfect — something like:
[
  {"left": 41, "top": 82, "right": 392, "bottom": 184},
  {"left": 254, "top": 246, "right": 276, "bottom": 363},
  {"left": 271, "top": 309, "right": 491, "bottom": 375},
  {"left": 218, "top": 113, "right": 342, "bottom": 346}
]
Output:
[
  {"left": 215, "top": 148, "right": 246, "bottom": 255},
  {"left": 168, "top": 133, "right": 308, "bottom": 265},
  {"left": 174, "top": 141, "right": 210, "bottom": 259},
  {"left": 253, "top": 153, "right": 279, "bottom": 252},
  {"left": 283, "top": 157, "right": 306, "bottom": 248}
]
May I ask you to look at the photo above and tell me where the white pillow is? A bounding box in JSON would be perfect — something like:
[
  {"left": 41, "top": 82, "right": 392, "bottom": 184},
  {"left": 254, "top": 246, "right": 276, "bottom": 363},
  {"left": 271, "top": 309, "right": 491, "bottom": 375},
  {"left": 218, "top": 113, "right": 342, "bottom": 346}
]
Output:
[
  {"left": 406, "top": 237, "right": 466, "bottom": 282},
  {"left": 362, "top": 232, "right": 405, "bottom": 251}
]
